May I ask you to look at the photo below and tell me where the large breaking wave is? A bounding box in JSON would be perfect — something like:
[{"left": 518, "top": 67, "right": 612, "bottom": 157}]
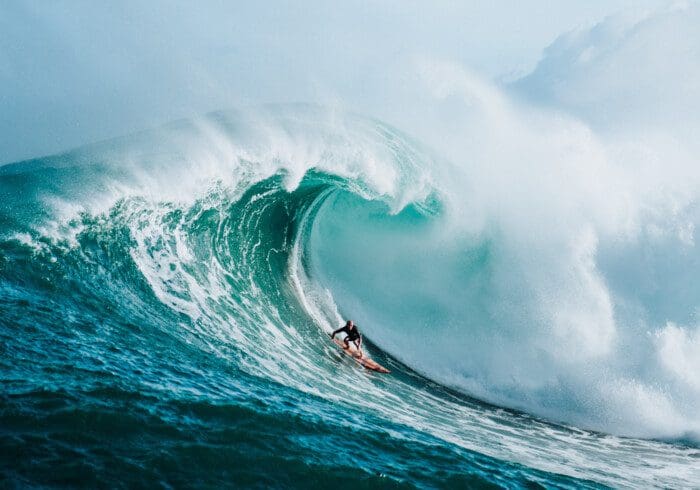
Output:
[{"left": 1, "top": 105, "right": 699, "bottom": 486}]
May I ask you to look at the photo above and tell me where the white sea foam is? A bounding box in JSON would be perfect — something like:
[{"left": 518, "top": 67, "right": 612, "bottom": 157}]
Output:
[{"left": 302, "top": 5, "right": 700, "bottom": 442}]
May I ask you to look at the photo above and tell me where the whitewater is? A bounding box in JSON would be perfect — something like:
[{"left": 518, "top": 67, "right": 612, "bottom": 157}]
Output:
[{"left": 1, "top": 100, "right": 698, "bottom": 487}]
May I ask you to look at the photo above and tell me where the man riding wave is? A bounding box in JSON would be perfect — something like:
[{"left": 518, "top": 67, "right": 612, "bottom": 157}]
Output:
[{"left": 330, "top": 320, "right": 363, "bottom": 357}]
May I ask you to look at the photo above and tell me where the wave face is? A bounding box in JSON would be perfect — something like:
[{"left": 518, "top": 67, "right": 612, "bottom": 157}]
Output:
[{"left": 1, "top": 106, "right": 698, "bottom": 488}]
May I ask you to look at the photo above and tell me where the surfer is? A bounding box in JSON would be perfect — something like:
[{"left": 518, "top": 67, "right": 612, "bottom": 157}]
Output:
[{"left": 330, "top": 320, "right": 363, "bottom": 357}]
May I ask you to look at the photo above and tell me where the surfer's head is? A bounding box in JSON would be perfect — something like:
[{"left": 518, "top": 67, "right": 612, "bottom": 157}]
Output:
[{"left": 346, "top": 320, "right": 354, "bottom": 328}]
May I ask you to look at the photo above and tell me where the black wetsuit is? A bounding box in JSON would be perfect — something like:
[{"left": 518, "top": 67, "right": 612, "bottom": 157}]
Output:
[
  {"left": 336, "top": 325, "right": 361, "bottom": 342},
  {"left": 345, "top": 327, "right": 360, "bottom": 342}
]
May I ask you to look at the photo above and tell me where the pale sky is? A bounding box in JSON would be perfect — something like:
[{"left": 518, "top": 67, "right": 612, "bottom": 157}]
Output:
[{"left": 1, "top": 0, "right": 668, "bottom": 163}]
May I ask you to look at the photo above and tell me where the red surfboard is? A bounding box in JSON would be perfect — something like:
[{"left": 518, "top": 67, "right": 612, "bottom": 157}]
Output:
[{"left": 331, "top": 337, "right": 390, "bottom": 373}]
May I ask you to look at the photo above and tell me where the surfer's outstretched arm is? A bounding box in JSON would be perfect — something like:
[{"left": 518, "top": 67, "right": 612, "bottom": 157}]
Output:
[{"left": 330, "top": 327, "right": 344, "bottom": 339}]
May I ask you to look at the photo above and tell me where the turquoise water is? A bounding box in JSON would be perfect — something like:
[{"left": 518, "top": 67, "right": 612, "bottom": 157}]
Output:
[{"left": 1, "top": 107, "right": 698, "bottom": 488}]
